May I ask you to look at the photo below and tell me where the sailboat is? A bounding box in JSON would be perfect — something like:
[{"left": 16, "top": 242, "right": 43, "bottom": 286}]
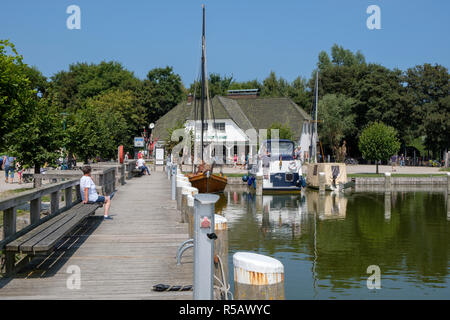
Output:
[{"left": 187, "top": 5, "right": 227, "bottom": 194}]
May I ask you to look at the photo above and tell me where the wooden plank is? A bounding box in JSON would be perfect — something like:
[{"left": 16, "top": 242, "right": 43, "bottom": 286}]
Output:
[
  {"left": 32, "top": 204, "right": 101, "bottom": 253},
  {"left": 30, "top": 198, "right": 41, "bottom": 225}
]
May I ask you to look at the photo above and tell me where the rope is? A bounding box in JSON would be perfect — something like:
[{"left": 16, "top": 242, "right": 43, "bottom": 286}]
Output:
[
  {"left": 152, "top": 284, "right": 192, "bottom": 292},
  {"left": 213, "top": 254, "right": 233, "bottom": 300}
]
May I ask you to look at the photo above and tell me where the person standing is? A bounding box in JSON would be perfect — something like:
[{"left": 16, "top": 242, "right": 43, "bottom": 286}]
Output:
[
  {"left": 2, "top": 155, "right": 15, "bottom": 183},
  {"left": 80, "top": 166, "right": 114, "bottom": 220},
  {"left": 16, "top": 161, "right": 23, "bottom": 184}
]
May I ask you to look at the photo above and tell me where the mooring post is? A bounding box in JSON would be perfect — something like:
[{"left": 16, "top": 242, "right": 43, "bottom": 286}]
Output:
[
  {"left": 171, "top": 164, "right": 177, "bottom": 200},
  {"left": 385, "top": 172, "right": 392, "bottom": 193},
  {"left": 447, "top": 172, "right": 450, "bottom": 195},
  {"left": 214, "top": 214, "right": 228, "bottom": 300},
  {"left": 319, "top": 172, "right": 326, "bottom": 194},
  {"left": 233, "top": 252, "right": 285, "bottom": 300},
  {"left": 176, "top": 180, "right": 191, "bottom": 211},
  {"left": 193, "top": 194, "right": 220, "bottom": 300},
  {"left": 384, "top": 192, "right": 391, "bottom": 221},
  {"left": 256, "top": 174, "right": 263, "bottom": 196},
  {"left": 187, "top": 195, "right": 195, "bottom": 238},
  {"left": 181, "top": 186, "right": 198, "bottom": 223}
]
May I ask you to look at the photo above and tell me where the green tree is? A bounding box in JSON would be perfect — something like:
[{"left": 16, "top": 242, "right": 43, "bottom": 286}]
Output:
[
  {"left": 404, "top": 63, "right": 450, "bottom": 155},
  {"left": 6, "top": 100, "right": 64, "bottom": 174},
  {"left": 318, "top": 94, "right": 356, "bottom": 159},
  {"left": 138, "top": 66, "right": 185, "bottom": 124},
  {"left": 0, "top": 40, "right": 35, "bottom": 149},
  {"left": 267, "top": 123, "right": 294, "bottom": 141},
  {"left": 358, "top": 122, "right": 401, "bottom": 173}
]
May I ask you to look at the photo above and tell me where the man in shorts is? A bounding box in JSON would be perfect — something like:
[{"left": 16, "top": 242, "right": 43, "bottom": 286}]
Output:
[{"left": 80, "top": 166, "right": 114, "bottom": 220}]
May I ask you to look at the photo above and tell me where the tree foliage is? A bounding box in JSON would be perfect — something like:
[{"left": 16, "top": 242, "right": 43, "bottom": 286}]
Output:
[
  {"left": 318, "top": 94, "right": 356, "bottom": 158},
  {"left": 359, "top": 122, "right": 401, "bottom": 173},
  {"left": 267, "top": 123, "right": 294, "bottom": 141}
]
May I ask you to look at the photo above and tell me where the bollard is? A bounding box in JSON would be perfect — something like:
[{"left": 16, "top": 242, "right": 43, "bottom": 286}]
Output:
[
  {"left": 171, "top": 164, "right": 177, "bottom": 200},
  {"left": 385, "top": 172, "right": 392, "bottom": 193},
  {"left": 319, "top": 172, "right": 326, "bottom": 194},
  {"left": 384, "top": 192, "right": 391, "bottom": 221},
  {"left": 181, "top": 186, "right": 198, "bottom": 223},
  {"left": 233, "top": 252, "right": 285, "bottom": 300},
  {"left": 214, "top": 214, "right": 229, "bottom": 300},
  {"left": 193, "top": 194, "right": 220, "bottom": 300},
  {"left": 256, "top": 174, "right": 263, "bottom": 196},
  {"left": 167, "top": 162, "right": 171, "bottom": 180},
  {"left": 187, "top": 195, "right": 195, "bottom": 238},
  {"left": 447, "top": 196, "right": 450, "bottom": 221},
  {"left": 177, "top": 180, "right": 191, "bottom": 211},
  {"left": 447, "top": 172, "right": 450, "bottom": 195}
]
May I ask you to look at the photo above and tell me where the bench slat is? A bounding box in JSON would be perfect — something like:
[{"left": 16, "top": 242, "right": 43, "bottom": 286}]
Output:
[
  {"left": 32, "top": 204, "right": 101, "bottom": 253},
  {"left": 6, "top": 203, "right": 101, "bottom": 253},
  {"left": 6, "top": 208, "right": 77, "bottom": 252}
]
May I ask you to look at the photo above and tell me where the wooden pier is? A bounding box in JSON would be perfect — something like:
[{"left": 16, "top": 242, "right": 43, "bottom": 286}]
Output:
[{"left": 0, "top": 171, "right": 193, "bottom": 299}]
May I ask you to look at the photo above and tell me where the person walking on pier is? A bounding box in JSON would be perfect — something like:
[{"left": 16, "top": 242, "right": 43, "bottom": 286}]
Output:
[{"left": 80, "top": 165, "right": 114, "bottom": 220}]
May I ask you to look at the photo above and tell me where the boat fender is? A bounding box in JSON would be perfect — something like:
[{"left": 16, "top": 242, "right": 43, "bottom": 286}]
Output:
[{"left": 242, "top": 175, "right": 249, "bottom": 182}]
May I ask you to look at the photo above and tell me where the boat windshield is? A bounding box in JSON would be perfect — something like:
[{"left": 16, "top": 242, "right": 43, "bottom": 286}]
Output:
[{"left": 264, "top": 141, "right": 294, "bottom": 157}]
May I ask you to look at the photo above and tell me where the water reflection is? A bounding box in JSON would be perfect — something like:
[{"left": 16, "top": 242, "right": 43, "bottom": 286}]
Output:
[{"left": 218, "top": 187, "right": 449, "bottom": 299}]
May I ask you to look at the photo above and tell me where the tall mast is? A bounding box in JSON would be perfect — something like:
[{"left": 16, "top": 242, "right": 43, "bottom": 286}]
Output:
[
  {"left": 200, "top": 4, "right": 206, "bottom": 162},
  {"left": 314, "top": 71, "right": 319, "bottom": 163}
]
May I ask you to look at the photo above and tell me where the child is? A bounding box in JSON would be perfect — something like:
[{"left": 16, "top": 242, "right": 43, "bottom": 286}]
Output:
[
  {"left": 16, "top": 161, "right": 23, "bottom": 184},
  {"left": 80, "top": 166, "right": 114, "bottom": 220}
]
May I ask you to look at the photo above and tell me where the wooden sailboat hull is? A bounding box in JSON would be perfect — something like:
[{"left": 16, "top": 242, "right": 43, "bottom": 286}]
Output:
[{"left": 188, "top": 173, "right": 227, "bottom": 194}]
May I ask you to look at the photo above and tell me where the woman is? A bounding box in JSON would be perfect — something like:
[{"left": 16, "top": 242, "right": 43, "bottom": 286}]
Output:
[{"left": 80, "top": 165, "right": 114, "bottom": 220}]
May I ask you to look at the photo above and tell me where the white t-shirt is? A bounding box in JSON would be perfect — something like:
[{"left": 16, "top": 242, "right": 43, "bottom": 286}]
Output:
[
  {"left": 137, "top": 158, "right": 146, "bottom": 168},
  {"left": 80, "top": 176, "right": 99, "bottom": 202}
]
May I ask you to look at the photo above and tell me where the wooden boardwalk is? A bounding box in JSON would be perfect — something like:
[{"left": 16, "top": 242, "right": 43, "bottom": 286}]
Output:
[{"left": 0, "top": 171, "right": 193, "bottom": 299}]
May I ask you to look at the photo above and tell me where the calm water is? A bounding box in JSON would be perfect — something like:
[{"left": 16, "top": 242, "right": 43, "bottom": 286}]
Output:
[{"left": 217, "top": 187, "right": 450, "bottom": 299}]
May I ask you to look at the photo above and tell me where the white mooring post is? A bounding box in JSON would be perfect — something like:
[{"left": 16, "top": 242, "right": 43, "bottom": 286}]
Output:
[
  {"left": 447, "top": 172, "right": 450, "bottom": 195},
  {"left": 233, "top": 252, "right": 285, "bottom": 300},
  {"left": 385, "top": 172, "right": 392, "bottom": 193},
  {"left": 319, "top": 172, "right": 326, "bottom": 194},
  {"left": 193, "top": 194, "right": 220, "bottom": 300},
  {"left": 171, "top": 164, "right": 177, "bottom": 200}
]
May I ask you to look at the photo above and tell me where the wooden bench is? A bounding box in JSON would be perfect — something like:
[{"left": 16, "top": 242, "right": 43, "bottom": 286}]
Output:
[
  {"left": 6, "top": 202, "right": 101, "bottom": 255},
  {"left": 132, "top": 168, "right": 144, "bottom": 177}
]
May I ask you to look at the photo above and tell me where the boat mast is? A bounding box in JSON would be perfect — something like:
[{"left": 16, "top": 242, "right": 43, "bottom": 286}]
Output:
[
  {"left": 314, "top": 71, "right": 319, "bottom": 163},
  {"left": 200, "top": 4, "right": 206, "bottom": 162}
]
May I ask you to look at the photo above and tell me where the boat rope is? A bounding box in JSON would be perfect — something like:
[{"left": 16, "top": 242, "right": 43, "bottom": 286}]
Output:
[{"left": 214, "top": 254, "right": 233, "bottom": 300}]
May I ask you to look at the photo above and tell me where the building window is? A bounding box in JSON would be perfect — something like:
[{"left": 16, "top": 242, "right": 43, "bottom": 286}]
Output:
[{"left": 213, "top": 122, "right": 225, "bottom": 131}]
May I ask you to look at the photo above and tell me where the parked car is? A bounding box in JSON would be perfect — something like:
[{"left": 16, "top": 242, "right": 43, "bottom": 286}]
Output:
[{"left": 345, "top": 158, "right": 359, "bottom": 165}]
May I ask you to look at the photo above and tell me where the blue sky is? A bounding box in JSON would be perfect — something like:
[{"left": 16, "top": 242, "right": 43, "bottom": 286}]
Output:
[{"left": 1, "top": 0, "right": 449, "bottom": 85}]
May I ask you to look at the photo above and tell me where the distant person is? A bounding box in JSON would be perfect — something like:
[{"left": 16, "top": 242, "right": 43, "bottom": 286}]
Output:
[
  {"left": 16, "top": 161, "right": 23, "bottom": 184},
  {"left": 80, "top": 165, "right": 114, "bottom": 220},
  {"left": 136, "top": 155, "right": 150, "bottom": 175},
  {"left": 125, "top": 152, "right": 130, "bottom": 161},
  {"left": 2, "top": 155, "right": 15, "bottom": 183},
  {"left": 400, "top": 154, "right": 405, "bottom": 166},
  {"left": 233, "top": 154, "right": 238, "bottom": 168}
]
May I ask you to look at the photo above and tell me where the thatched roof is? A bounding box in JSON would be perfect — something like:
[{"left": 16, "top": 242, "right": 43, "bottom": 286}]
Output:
[{"left": 153, "top": 96, "right": 312, "bottom": 142}]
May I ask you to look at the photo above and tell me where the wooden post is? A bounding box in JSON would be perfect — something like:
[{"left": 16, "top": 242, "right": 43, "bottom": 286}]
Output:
[
  {"left": 233, "top": 252, "right": 285, "bottom": 300},
  {"left": 256, "top": 174, "right": 263, "bottom": 196},
  {"left": 187, "top": 195, "right": 195, "bottom": 238},
  {"left": 447, "top": 173, "right": 450, "bottom": 195},
  {"left": 65, "top": 186, "right": 73, "bottom": 208},
  {"left": 319, "top": 172, "right": 326, "bottom": 194},
  {"left": 50, "top": 191, "right": 60, "bottom": 214},
  {"left": 384, "top": 192, "right": 391, "bottom": 221},
  {"left": 3, "top": 207, "right": 17, "bottom": 275},
  {"left": 75, "top": 184, "right": 82, "bottom": 202},
  {"left": 385, "top": 172, "right": 392, "bottom": 193},
  {"left": 30, "top": 198, "right": 42, "bottom": 225},
  {"left": 214, "top": 214, "right": 228, "bottom": 300}
]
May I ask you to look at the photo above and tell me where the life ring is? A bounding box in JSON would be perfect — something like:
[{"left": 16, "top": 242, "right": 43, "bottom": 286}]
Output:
[{"left": 118, "top": 145, "right": 124, "bottom": 164}]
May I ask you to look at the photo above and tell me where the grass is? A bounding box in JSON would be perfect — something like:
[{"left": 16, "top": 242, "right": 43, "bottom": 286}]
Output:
[{"left": 439, "top": 167, "right": 450, "bottom": 172}]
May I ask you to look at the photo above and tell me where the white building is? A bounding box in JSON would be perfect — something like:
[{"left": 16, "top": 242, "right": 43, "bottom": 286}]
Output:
[{"left": 153, "top": 92, "right": 313, "bottom": 164}]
